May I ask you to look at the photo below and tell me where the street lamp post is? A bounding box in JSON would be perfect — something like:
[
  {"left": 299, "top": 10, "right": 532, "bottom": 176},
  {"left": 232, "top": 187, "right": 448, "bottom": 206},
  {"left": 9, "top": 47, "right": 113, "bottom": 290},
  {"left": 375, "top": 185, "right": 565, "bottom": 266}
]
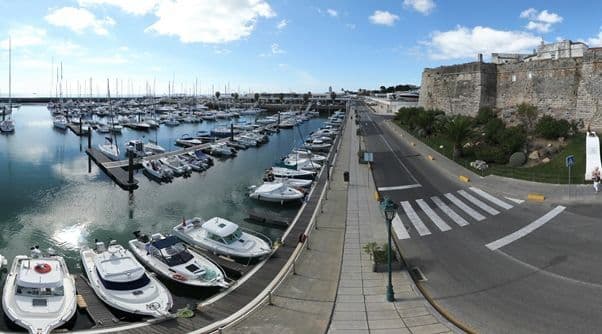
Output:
[{"left": 381, "top": 197, "right": 398, "bottom": 302}]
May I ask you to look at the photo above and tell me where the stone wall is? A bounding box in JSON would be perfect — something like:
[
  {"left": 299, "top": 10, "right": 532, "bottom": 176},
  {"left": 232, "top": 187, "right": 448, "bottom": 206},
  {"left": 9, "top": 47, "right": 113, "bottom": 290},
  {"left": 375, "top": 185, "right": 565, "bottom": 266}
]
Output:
[{"left": 418, "top": 48, "right": 602, "bottom": 129}]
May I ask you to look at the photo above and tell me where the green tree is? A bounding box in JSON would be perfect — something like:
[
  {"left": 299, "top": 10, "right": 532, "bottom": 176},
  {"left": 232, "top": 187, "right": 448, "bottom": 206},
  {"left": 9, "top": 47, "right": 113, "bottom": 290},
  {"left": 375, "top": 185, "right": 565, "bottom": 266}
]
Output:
[
  {"left": 215, "top": 91, "right": 220, "bottom": 100},
  {"left": 516, "top": 103, "right": 538, "bottom": 132},
  {"left": 442, "top": 115, "right": 474, "bottom": 159},
  {"left": 254, "top": 92, "right": 260, "bottom": 104}
]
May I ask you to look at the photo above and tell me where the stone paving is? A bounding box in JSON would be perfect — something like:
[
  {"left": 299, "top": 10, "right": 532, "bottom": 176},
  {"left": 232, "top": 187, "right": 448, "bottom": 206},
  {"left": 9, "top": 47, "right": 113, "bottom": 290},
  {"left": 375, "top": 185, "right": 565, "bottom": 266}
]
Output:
[{"left": 327, "top": 111, "right": 457, "bottom": 334}]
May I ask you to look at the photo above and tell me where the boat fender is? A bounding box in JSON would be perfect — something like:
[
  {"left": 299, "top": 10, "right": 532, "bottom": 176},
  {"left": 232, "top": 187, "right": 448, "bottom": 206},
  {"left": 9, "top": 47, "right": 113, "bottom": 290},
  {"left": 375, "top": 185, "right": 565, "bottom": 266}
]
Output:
[
  {"left": 172, "top": 273, "right": 188, "bottom": 281},
  {"left": 298, "top": 233, "right": 307, "bottom": 244},
  {"left": 34, "top": 263, "right": 52, "bottom": 274}
]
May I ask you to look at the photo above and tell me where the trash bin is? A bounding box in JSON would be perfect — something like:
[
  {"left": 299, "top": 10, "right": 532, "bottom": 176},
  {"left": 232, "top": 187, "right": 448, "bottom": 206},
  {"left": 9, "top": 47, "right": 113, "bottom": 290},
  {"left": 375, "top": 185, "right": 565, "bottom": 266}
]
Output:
[{"left": 343, "top": 171, "right": 349, "bottom": 182}]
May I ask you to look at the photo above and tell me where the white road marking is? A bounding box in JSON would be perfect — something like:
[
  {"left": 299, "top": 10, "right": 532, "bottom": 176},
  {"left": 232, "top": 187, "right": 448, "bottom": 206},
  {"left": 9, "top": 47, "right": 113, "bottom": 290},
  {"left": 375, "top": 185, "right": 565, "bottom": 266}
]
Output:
[
  {"left": 457, "top": 190, "right": 500, "bottom": 215},
  {"left": 431, "top": 196, "right": 469, "bottom": 227},
  {"left": 378, "top": 184, "right": 422, "bottom": 192},
  {"left": 444, "top": 193, "right": 486, "bottom": 221},
  {"left": 391, "top": 215, "right": 410, "bottom": 240},
  {"left": 416, "top": 199, "right": 451, "bottom": 232},
  {"left": 469, "top": 187, "right": 514, "bottom": 210},
  {"left": 505, "top": 197, "right": 525, "bottom": 204},
  {"left": 400, "top": 201, "right": 431, "bottom": 236},
  {"left": 485, "top": 206, "right": 566, "bottom": 250}
]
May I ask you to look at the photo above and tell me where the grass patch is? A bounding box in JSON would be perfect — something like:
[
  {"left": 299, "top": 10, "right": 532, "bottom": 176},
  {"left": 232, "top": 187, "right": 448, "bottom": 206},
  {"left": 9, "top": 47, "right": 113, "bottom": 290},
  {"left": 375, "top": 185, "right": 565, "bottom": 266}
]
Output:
[{"left": 393, "top": 121, "right": 587, "bottom": 184}]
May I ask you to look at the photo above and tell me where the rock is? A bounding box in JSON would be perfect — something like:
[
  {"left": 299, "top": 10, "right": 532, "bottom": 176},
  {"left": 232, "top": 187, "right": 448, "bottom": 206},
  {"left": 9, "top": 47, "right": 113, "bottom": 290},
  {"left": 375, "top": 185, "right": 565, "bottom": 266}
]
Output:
[
  {"left": 463, "top": 142, "right": 472, "bottom": 148},
  {"left": 508, "top": 152, "right": 527, "bottom": 167},
  {"left": 542, "top": 157, "right": 551, "bottom": 163},
  {"left": 528, "top": 151, "right": 539, "bottom": 160},
  {"left": 439, "top": 145, "right": 444, "bottom": 149},
  {"left": 558, "top": 137, "right": 565, "bottom": 143},
  {"left": 547, "top": 143, "right": 552, "bottom": 148}
]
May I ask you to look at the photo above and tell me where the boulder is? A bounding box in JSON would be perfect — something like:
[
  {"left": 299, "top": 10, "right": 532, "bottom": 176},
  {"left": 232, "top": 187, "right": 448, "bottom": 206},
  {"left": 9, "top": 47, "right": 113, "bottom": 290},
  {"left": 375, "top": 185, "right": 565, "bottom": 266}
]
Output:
[
  {"left": 542, "top": 157, "right": 551, "bottom": 164},
  {"left": 528, "top": 151, "right": 539, "bottom": 160},
  {"left": 558, "top": 137, "right": 565, "bottom": 143},
  {"left": 508, "top": 152, "right": 527, "bottom": 167}
]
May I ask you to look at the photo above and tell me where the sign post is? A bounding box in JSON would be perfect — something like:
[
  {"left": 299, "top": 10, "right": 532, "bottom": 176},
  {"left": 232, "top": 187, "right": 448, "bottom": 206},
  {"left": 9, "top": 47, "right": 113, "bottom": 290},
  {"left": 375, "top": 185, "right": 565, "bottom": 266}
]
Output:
[{"left": 565, "top": 155, "right": 575, "bottom": 198}]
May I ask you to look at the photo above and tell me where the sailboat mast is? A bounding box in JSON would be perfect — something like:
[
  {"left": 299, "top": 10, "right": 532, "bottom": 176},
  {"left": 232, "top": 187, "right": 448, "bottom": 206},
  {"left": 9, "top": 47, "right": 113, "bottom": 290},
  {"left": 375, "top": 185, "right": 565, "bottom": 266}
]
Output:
[{"left": 8, "top": 37, "right": 11, "bottom": 111}]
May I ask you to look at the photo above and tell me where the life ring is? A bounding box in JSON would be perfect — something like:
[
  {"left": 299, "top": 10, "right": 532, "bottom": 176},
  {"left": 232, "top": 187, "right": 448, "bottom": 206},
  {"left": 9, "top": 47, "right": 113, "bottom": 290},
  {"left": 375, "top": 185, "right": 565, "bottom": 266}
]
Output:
[
  {"left": 34, "top": 263, "right": 52, "bottom": 274},
  {"left": 172, "top": 273, "right": 187, "bottom": 282}
]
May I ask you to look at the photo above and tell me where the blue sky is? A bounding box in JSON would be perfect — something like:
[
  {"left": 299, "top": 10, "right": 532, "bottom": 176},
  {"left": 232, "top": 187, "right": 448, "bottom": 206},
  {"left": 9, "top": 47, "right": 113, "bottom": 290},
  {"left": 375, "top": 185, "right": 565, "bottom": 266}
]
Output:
[{"left": 0, "top": 0, "right": 600, "bottom": 96}]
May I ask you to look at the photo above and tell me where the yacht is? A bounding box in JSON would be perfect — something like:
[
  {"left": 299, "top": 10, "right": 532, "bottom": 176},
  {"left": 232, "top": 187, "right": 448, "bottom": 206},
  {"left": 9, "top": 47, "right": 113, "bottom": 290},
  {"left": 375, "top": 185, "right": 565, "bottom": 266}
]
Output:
[
  {"left": 264, "top": 171, "right": 313, "bottom": 188},
  {"left": 278, "top": 119, "right": 295, "bottom": 129},
  {"left": 283, "top": 157, "right": 322, "bottom": 171},
  {"left": 270, "top": 166, "right": 315, "bottom": 180},
  {"left": 290, "top": 149, "right": 327, "bottom": 163},
  {"left": 249, "top": 182, "right": 305, "bottom": 203},
  {"left": 99, "top": 137, "right": 120, "bottom": 161},
  {"left": 173, "top": 217, "right": 272, "bottom": 261},
  {"left": 53, "top": 116, "right": 68, "bottom": 130},
  {"left": 175, "top": 134, "right": 203, "bottom": 147},
  {"left": 208, "top": 143, "right": 236, "bottom": 157},
  {"left": 129, "top": 232, "right": 229, "bottom": 288},
  {"left": 145, "top": 140, "right": 166, "bottom": 155},
  {"left": 96, "top": 123, "right": 110, "bottom": 133},
  {"left": 81, "top": 241, "right": 173, "bottom": 317},
  {"left": 304, "top": 139, "right": 331, "bottom": 152},
  {"left": 2, "top": 247, "right": 77, "bottom": 334},
  {"left": 142, "top": 159, "right": 173, "bottom": 182}
]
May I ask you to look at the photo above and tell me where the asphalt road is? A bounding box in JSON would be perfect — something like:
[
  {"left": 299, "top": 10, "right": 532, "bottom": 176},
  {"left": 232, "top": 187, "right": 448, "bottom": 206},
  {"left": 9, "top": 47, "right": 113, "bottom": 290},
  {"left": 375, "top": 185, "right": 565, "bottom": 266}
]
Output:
[{"left": 356, "top": 104, "right": 602, "bottom": 334}]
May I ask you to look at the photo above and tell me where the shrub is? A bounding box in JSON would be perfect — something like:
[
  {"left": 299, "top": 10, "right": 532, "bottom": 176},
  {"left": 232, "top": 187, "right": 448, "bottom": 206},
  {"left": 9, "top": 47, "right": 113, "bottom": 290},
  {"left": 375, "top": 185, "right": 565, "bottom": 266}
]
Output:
[
  {"left": 474, "top": 146, "right": 507, "bottom": 164},
  {"left": 517, "top": 103, "right": 538, "bottom": 132},
  {"left": 508, "top": 152, "right": 527, "bottom": 167},
  {"left": 475, "top": 107, "right": 496, "bottom": 125},
  {"left": 535, "top": 115, "right": 570, "bottom": 139},
  {"left": 484, "top": 118, "right": 505, "bottom": 144},
  {"left": 501, "top": 126, "right": 527, "bottom": 153}
]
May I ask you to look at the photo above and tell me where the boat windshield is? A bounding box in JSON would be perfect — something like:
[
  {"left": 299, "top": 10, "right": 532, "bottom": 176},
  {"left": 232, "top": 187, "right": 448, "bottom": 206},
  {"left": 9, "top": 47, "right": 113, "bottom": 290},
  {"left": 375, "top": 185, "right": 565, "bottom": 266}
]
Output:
[
  {"left": 160, "top": 244, "right": 194, "bottom": 266},
  {"left": 223, "top": 228, "right": 243, "bottom": 244},
  {"left": 16, "top": 286, "right": 64, "bottom": 297},
  {"left": 96, "top": 269, "right": 151, "bottom": 291}
]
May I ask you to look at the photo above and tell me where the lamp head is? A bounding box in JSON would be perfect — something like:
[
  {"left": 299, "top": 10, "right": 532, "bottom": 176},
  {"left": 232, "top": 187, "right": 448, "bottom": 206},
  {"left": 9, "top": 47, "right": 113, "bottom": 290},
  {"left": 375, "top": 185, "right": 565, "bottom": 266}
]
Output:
[{"left": 381, "top": 197, "right": 397, "bottom": 221}]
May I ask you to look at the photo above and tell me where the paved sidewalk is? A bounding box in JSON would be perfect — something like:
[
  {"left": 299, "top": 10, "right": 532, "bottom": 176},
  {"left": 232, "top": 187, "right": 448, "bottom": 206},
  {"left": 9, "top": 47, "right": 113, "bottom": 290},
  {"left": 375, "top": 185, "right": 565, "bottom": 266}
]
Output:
[
  {"left": 327, "top": 111, "right": 457, "bottom": 334},
  {"left": 382, "top": 117, "right": 600, "bottom": 204}
]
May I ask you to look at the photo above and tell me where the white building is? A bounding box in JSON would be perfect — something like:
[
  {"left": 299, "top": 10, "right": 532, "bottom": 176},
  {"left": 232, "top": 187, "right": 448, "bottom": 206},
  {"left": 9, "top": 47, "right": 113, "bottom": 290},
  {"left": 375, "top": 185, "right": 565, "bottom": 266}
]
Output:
[{"left": 491, "top": 40, "right": 589, "bottom": 64}]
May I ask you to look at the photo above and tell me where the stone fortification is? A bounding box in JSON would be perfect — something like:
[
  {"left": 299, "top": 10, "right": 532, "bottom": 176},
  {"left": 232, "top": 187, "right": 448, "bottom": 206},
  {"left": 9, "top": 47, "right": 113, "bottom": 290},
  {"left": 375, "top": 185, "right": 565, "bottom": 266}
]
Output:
[{"left": 418, "top": 47, "right": 602, "bottom": 129}]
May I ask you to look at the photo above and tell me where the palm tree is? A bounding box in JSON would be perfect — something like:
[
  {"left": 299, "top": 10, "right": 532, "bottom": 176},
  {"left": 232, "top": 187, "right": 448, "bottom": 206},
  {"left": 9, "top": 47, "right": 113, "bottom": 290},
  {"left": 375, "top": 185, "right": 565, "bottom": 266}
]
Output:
[
  {"left": 215, "top": 91, "right": 220, "bottom": 110},
  {"left": 441, "top": 115, "right": 473, "bottom": 159},
  {"left": 232, "top": 92, "right": 239, "bottom": 106},
  {"left": 254, "top": 92, "right": 260, "bottom": 105},
  {"left": 278, "top": 93, "right": 284, "bottom": 105}
]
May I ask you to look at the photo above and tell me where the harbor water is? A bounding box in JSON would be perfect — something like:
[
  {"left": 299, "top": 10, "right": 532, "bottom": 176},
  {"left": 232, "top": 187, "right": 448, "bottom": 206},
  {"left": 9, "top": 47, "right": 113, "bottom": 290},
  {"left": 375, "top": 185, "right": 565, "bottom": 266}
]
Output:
[{"left": 0, "top": 105, "right": 329, "bottom": 330}]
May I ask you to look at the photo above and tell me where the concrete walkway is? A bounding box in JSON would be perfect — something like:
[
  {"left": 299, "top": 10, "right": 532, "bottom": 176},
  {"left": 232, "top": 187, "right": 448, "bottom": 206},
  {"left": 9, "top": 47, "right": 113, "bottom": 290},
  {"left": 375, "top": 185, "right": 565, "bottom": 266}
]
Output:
[
  {"left": 327, "top": 111, "right": 456, "bottom": 334},
  {"left": 227, "top": 111, "right": 457, "bottom": 334}
]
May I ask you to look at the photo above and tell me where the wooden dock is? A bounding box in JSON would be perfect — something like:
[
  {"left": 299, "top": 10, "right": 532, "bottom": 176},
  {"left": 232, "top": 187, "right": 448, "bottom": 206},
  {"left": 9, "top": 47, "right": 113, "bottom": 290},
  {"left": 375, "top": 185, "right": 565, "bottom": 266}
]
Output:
[
  {"left": 67, "top": 123, "right": 90, "bottom": 136},
  {"left": 74, "top": 275, "right": 121, "bottom": 328},
  {"left": 86, "top": 148, "right": 139, "bottom": 191},
  {"left": 247, "top": 209, "right": 291, "bottom": 228}
]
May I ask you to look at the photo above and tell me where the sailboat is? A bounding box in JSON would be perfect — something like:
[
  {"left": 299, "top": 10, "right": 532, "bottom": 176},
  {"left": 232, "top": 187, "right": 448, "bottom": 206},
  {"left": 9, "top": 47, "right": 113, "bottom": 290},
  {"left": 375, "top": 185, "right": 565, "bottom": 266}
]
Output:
[
  {"left": 98, "top": 79, "right": 120, "bottom": 160},
  {"left": 0, "top": 37, "right": 15, "bottom": 133}
]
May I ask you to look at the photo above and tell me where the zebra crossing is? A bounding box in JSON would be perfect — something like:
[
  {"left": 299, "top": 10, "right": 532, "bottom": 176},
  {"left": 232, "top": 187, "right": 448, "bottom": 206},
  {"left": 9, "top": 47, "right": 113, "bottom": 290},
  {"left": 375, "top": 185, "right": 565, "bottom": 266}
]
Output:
[{"left": 394, "top": 187, "right": 515, "bottom": 240}]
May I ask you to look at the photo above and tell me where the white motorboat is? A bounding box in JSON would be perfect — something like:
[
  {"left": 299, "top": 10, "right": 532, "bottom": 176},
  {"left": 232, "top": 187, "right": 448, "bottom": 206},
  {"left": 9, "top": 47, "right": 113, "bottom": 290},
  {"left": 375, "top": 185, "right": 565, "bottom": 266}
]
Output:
[
  {"left": 173, "top": 217, "right": 272, "bottom": 261},
  {"left": 53, "top": 116, "right": 68, "bottom": 130},
  {"left": 270, "top": 166, "right": 315, "bottom": 180},
  {"left": 264, "top": 171, "right": 313, "bottom": 188},
  {"left": 81, "top": 241, "right": 173, "bottom": 317},
  {"left": 96, "top": 123, "right": 110, "bottom": 133},
  {"left": 2, "top": 247, "right": 77, "bottom": 334},
  {"left": 278, "top": 119, "right": 295, "bottom": 129},
  {"left": 99, "top": 137, "right": 120, "bottom": 161},
  {"left": 304, "top": 139, "right": 331, "bottom": 152},
  {"left": 126, "top": 139, "right": 150, "bottom": 157},
  {"left": 0, "top": 119, "right": 15, "bottom": 133},
  {"left": 129, "top": 232, "right": 228, "bottom": 288},
  {"left": 290, "top": 149, "right": 327, "bottom": 163},
  {"left": 160, "top": 156, "right": 191, "bottom": 176},
  {"left": 110, "top": 124, "right": 123, "bottom": 133},
  {"left": 144, "top": 140, "right": 166, "bottom": 155},
  {"left": 283, "top": 157, "right": 322, "bottom": 171},
  {"left": 142, "top": 159, "right": 173, "bottom": 181},
  {"left": 0, "top": 254, "right": 6, "bottom": 269},
  {"left": 211, "top": 127, "right": 237, "bottom": 138},
  {"left": 164, "top": 117, "right": 180, "bottom": 126},
  {"left": 209, "top": 143, "right": 236, "bottom": 157},
  {"left": 175, "top": 134, "right": 203, "bottom": 147},
  {"left": 249, "top": 182, "right": 305, "bottom": 203},
  {"left": 142, "top": 159, "right": 173, "bottom": 182}
]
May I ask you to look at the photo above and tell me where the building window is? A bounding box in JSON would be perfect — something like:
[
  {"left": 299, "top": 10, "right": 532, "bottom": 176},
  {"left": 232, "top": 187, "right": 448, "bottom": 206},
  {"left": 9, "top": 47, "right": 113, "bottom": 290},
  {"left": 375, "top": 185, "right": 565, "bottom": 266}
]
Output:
[{"left": 512, "top": 75, "right": 517, "bottom": 82}]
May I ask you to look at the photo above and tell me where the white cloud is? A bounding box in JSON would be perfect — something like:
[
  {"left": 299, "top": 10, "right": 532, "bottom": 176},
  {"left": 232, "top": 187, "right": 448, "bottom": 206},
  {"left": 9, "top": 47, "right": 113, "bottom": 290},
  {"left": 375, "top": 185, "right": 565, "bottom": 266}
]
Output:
[
  {"left": 271, "top": 43, "right": 285, "bottom": 54},
  {"left": 346, "top": 23, "right": 356, "bottom": 30},
  {"left": 78, "top": 0, "right": 160, "bottom": 15},
  {"left": 520, "top": 8, "right": 563, "bottom": 33},
  {"left": 45, "top": 7, "right": 116, "bottom": 36},
  {"left": 49, "top": 41, "right": 86, "bottom": 56},
  {"left": 1, "top": 26, "right": 47, "bottom": 49},
  {"left": 277, "top": 19, "right": 288, "bottom": 30},
  {"left": 586, "top": 31, "right": 602, "bottom": 47},
  {"left": 369, "top": 10, "right": 399, "bottom": 26},
  {"left": 403, "top": 0, "right": 435, "bottom": 15},
  {"left": 423, "top": 26, "right": 541, "bottom": 60},
  {"left": 326, "top": 8, "right": 338, "bottom": 17},
  {"left": 213, "top": 47, "right": 231, "bottom": 54},
  {"left": 145, "top": 0, "right": 275, "bottom": 44}
]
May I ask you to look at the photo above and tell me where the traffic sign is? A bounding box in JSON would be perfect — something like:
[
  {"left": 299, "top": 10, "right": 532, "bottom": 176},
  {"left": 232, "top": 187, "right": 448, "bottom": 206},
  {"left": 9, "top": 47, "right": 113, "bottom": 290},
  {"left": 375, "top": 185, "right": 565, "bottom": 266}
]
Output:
[{"left": 565, "top": 155, "right": 575, "bottom": 168}]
